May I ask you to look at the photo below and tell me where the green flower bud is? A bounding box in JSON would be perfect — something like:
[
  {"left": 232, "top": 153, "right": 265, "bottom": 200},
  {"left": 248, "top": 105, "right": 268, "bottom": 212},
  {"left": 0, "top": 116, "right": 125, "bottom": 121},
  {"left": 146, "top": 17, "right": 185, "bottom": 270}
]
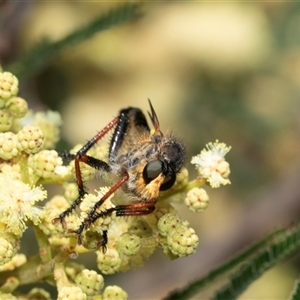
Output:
[
  {"left": 75, "top": 269, "right": 104, "bottom": 296},
  {"left": 184, "top": 187, "right": 209, "bottom": 212},
  {"left": 5, "top": 97, "right": 28, "bottom": 118},
  {"left": 97, "top": 249, "right": 121, "bottom": 275},
  {"left": 118, "top": 233, "right": 141, "bottom": 256},
  {"left": 102, "top": 286, "right": 128, "bottom": 300},
  {"left": 157, "top": 213, "right": 182, "bottom": 237},
  {"left": 0, "top": 109, "right": 13, "bottom": 132},
  {"left": 0, "top": 237, "right": 16, "bottom": 265},
  {"left": 0, "top": 132, "right": 19, "bottom": 159},
  {"left": 0, "top": 72, "right": 18, "bottom": 100},
  {"left": 17, "top": 125, "right": 44, "bottom": 154},
  {"left": 57, "top": 286, "right": 87, "bottom": 300},
  {"left": 167, "top": 225, "right": 199, "bottom": 257}
]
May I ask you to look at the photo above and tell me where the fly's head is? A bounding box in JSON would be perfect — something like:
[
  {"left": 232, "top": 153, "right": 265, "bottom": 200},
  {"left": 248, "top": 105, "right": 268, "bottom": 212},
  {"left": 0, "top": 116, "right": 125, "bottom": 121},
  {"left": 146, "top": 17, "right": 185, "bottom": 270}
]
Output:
[
  {"left": 141, "top": 101, "right": 185, "bottom": 193},
  {"left": 142, "top": 134, "right": 185, "bottom": 192}
]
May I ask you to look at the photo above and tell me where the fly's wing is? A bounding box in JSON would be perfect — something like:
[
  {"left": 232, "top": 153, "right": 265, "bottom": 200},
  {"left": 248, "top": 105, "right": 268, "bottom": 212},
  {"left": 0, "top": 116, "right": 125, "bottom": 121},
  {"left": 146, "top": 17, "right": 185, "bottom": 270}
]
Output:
[{"left": 109, "top": 107, "right": 150, "bottom": 161}]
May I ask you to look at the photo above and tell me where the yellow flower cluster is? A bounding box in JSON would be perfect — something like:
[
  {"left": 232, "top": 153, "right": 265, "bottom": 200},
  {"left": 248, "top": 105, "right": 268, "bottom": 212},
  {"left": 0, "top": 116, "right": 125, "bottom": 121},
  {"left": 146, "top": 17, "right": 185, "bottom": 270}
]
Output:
[
  {"left": 0, "top": 72, "right": 56, "bottom": 242},
  {"left": 0, "top": 69, "right": 231, "bottom": 299}
]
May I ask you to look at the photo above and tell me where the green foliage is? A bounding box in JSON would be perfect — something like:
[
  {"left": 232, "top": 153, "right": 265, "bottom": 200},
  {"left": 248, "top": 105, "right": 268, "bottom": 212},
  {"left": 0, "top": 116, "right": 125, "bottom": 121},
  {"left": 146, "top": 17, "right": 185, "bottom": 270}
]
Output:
[
  {"left": 7, "top": 3, "right": 140, "bottom": 80},
  {"left": 163, "top": 229, "right": 284, "bottom": 300},
  {"left": 212, "top": 225, "right": 300, "bottom": 299},
  {"left": 163, "top": 225, "right": 300, "bottom": 299},
  {"left": 289, "top": 278, "right": 300, "bottom": 300}
]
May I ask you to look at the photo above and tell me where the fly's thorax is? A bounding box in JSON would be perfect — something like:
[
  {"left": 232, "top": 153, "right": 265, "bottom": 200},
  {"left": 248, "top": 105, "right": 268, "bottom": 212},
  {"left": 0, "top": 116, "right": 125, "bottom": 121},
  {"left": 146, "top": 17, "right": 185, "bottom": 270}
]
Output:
[{"left": 116, "top": 141, "right": 160, "bottom": 170}]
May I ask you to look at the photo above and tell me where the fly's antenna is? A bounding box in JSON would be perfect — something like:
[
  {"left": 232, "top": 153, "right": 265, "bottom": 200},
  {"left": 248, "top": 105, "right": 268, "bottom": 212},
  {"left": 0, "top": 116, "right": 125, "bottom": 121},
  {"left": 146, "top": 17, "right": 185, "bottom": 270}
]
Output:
[{"left": 148, "top": 99, "right": 162, "bottom": 135}]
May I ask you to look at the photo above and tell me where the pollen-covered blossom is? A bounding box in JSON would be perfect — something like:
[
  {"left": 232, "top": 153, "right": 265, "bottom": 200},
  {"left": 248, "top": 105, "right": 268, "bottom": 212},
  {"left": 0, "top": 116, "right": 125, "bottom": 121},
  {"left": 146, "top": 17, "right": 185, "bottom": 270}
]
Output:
[
  {"left": 80, "top": 187, "right": 116, "bottom": 230},
  {"left": 191, "top": 140, "right": 231, "bottom": 188},
  {"left": 0, "top": 173, "right": 47, "bottom": 236}
]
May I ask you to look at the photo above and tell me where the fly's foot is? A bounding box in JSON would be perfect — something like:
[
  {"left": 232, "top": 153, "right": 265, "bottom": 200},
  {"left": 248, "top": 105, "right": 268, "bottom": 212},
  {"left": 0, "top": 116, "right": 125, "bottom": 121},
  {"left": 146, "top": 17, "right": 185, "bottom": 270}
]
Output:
[
  {"left": 58, "top": 151, "right": 76, "bottom": 161},
  {"left": 67, "top": 228, "right": 84, "bottom": 245},
  {"left": 52, "top": 214, "right": 67, "bottom": 228},
  {"left": 99, "top": 230, "right": 108, "bottom": 253},
  {"left": 83, "top": 230, "right": 106, "bottom": 251}
]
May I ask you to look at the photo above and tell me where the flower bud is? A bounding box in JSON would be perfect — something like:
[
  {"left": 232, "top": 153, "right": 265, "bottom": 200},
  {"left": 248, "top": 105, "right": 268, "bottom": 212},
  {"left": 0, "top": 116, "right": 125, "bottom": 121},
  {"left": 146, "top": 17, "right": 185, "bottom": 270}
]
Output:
[{"left": 0, "top": 72, "right": 18, "bottom": 100}]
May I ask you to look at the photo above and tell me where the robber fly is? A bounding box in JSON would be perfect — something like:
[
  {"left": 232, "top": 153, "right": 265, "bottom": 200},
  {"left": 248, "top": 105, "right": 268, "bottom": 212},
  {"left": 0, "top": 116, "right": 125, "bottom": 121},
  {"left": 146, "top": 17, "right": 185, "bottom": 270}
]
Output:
[{"left": 53, "top": 100, "right": 185, "bottom": 247}]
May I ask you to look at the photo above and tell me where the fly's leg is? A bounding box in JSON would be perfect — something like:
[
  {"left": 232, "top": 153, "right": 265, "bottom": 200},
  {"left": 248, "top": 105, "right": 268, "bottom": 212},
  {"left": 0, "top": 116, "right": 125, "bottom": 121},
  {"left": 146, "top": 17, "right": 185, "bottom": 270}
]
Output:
[
  {"left": 115, "top": 202, "right": 156, "bottom": 216},
  {"left": 72, "top": 173, "right": 129, "bottom": 245},
  {"left": 89, "top": 201, "right": 156, "bottom": 224},
  {"left": 52, "top": 117, "right": 119, "bottom": 227},
  {"left": 74, "top": 200, "right": 155, "bottom": 249}
]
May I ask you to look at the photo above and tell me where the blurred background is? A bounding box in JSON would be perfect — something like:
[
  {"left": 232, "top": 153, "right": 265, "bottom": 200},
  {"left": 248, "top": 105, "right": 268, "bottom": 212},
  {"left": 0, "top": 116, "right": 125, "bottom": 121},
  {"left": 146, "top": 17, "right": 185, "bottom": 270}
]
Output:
[{"left": 2, "top": 1, "right": 300, "bottom": 298}]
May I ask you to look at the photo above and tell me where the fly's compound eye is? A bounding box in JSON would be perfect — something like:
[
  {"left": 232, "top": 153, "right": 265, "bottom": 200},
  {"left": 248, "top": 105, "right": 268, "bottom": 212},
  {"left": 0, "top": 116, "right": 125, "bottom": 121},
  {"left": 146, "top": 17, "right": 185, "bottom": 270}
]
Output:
[
  {"left": 143, "top": 160, "right": 176, "bottom": 191},
  {"left": 143, "top": 160, "right": 163, "bottom": 184},
  {"left": 159, "top": 171, "right": 176, "bottom": 191}
]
